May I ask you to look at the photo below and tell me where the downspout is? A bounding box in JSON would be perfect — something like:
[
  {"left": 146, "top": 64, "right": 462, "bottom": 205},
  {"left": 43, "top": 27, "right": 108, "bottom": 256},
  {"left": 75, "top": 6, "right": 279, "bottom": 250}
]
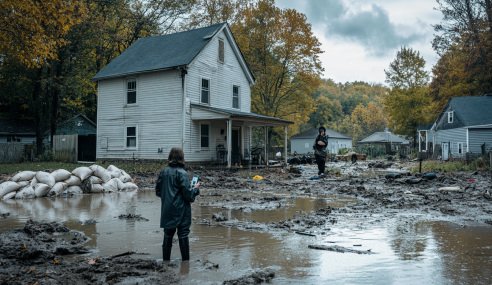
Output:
[
  {"left": 466, "top": 128, "right": 469, "bottom": 153},
  {"left": 181, "top": 68, "right": 188, "bottom": 151}
]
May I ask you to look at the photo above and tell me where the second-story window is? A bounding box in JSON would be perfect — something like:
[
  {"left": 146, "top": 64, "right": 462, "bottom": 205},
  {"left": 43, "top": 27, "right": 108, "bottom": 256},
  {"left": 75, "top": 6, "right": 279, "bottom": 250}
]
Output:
[
  {"left": 233, "top": 85, "right": 239, "bottom": 109},
  {"left": 218, "top": 38, "right": 224, "bottom": 63},
  {"left": 127, "top": 79, "right": 137, "bottom": 104},
  {"left": 448, "top": 111, "right": 453, "bottom": 123},
  {"left": 201, "top": 79, "right": 210, "bottom": 104}
]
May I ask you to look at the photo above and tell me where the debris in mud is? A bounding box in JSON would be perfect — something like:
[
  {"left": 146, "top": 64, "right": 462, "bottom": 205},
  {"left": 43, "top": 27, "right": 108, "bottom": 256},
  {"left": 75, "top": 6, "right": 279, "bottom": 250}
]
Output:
[
  {"left": 485, "top": 220, "right": 492, "bottom": 226},
  {"left": 295, "top": 231, "right": 316, "bottom": 237},
  {"left": 212, "top": 212, "right": 228, "bottom": 222},
  {"left": 308, "top": 245, "right": 375, "bottom": 254},
  {"left": 76, "top": 219, "right": 98, "bottom": 225},
  {"left": 223, "top": 269, "right": 275, "bottom": 285},
  {"left": 1, "top": 212, "right": 10, "bottom": 218},
  {"left": 261, "top": 196, "right": 281, "bottom": 201},
  {"left": 201, "top": 260, "right": 219, "bottom": 270},
  {"left": 118, "top": 214, "right": 149, "bottom": 221}
]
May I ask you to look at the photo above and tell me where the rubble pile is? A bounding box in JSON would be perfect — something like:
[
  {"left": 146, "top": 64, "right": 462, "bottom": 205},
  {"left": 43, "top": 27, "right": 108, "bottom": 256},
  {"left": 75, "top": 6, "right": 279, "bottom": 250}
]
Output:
[{"left": 0, "top": 165, "right": 138, "bottom": 201}]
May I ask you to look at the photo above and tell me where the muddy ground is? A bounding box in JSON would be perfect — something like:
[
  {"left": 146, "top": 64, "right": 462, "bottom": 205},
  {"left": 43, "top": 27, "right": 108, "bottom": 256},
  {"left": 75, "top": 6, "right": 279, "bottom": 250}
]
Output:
[{"left": 1, "top": 159, "right": 492, "bottom": 284}]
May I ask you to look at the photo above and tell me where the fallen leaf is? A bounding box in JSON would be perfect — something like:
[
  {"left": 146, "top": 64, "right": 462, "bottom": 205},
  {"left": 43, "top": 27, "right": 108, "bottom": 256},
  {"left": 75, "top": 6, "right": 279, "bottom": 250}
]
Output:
[
  {"left": 88, "top": 258, "right": 99, "bottom": 265},
  {"left": 53, "top": 260, "right": 59, "bottom": 265}
]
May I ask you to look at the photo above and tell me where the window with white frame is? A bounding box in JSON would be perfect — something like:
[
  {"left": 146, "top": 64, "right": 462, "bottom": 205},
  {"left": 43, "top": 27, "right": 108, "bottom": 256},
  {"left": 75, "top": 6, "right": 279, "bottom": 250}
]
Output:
[
  {"left": 233, "top": 85, "right": 239, "bottom": 109},
  {"left": 218, "top": 38, "right": 224, "bottom": 63},
  {"left": 458, "top": 142, "right": 464, "bottom": 154},
  {"left": 200, "top": 124, "right": 209, "bottom": 148},
  {"left": 127, "top": 79, "right": 137, "bottom": 104},
  {"left": 448, "top": 111, "right": 453, "bottom": 123},
  {"left": 126, "top": 126, "right": 137, "bottom": 148},
  {"left": 201, "top": 79, "right": 210, "bottom": 104}
]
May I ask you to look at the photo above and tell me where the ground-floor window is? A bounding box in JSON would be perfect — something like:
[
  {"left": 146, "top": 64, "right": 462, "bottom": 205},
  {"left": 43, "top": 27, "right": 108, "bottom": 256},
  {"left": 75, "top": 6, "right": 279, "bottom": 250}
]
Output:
[
  {"left": 126, "top": 126, "right": 137, "bottom": 148},
  {"left": 200, "top": 124, "right": 209, "bottom": 148}
]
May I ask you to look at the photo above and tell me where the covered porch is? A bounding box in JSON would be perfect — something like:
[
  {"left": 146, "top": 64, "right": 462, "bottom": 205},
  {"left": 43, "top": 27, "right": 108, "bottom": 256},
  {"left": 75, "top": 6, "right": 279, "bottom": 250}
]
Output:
[{"left": 190, "top": 104, "right": 293, "bottom": 167}]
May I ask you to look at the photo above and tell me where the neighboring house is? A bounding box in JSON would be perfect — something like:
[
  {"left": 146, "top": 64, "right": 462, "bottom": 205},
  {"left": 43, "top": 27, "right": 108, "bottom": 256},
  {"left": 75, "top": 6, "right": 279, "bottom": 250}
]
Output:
[
  {"left": 0, "top": 119, "right": 36, "bottom": 145},
  {"left": 357, "top": 129, "right": 410, "bottom": 150},
  {"left": 55, "top": 113, "right": 97, "bottom": 136},
  {"left": 290, "top": 128, "right": 352, "bottom": 155},
  {"left": 91, "top": 23, "right": 293, "bottom": 166},
  {"left": 431, "top": 95, "right": 492, "bottom": 160}
]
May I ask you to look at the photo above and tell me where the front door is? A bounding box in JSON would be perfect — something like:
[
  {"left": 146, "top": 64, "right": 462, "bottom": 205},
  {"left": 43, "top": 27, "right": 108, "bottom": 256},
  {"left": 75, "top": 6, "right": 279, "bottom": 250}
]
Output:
[
  {"left": 232, "top": 129, "right": 240, "bottom": 164},
  {"left": 442, "top": 142, "right": 449, "bottom": 160}
]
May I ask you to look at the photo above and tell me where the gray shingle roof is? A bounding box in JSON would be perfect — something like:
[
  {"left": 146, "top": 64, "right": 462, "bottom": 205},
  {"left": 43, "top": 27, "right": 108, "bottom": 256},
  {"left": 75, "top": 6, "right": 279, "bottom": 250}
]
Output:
[
  {"left": 91, "top": 23, "right": 225, "bottom": 81},
  {"left": 449, "top": 95, "right": 492, "bottom": 126},
  {"left": 359, "top": 131, "right": 410, "bottom": 144},
  {"left": 191, "top": 104, "right": 293, "bottom": 125},
  {"left": 290, "top": 128, "right": 352, "bottom": 139},
  {"left": 0, "top": 119, "right": 35, "bottom": 135}
]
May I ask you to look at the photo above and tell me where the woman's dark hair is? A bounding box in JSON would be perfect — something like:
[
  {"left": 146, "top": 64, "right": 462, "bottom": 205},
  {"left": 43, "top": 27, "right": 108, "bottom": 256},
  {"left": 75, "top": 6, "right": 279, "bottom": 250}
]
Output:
[{"left": 168, "top": 147, "right": 185, "bottom": 166}]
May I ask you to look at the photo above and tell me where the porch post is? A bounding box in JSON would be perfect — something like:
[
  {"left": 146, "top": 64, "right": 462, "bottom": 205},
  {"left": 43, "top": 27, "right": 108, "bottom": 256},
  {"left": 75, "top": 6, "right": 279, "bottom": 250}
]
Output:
[
  {"left": 284, "top": 126, "right": 288, "bottom": 164},
  {"left": 227, "top": 119, "right": 232, "bottom": 168},
  {"left": 249, "top": 126, "right": 252, "bottom": 164},
  {"left": 418, "top": 131, "right": 421, "bottom": 152},
  {"left": 425, "top": 130, "right": 428, "bottom": 152},
  {"left": 264, "top": 126, "right": 268, "bottom": 165}
]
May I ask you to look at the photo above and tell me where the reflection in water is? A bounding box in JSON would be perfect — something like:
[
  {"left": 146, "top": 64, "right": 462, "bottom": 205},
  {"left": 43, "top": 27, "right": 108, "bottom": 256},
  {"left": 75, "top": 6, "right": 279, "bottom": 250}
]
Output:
[{"left": 1, "top": 190, "right": 492, "bottom": 284}]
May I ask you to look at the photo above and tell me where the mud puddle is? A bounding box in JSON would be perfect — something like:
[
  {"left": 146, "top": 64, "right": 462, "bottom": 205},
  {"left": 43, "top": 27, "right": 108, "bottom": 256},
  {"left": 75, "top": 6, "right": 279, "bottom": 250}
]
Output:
[{"left": 1, "top": 189, "right": 492, "bottom": 284}]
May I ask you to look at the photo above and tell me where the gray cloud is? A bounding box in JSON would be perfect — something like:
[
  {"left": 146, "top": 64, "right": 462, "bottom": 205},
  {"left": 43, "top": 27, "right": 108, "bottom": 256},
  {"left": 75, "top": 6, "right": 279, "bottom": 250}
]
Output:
[{"left": 305, "top": 0, "right": 428, "bottom": 57}]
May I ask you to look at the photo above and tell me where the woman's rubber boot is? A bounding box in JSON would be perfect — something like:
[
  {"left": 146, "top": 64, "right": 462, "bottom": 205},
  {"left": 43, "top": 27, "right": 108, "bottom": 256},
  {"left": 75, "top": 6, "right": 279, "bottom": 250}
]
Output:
[
  {"left": 162, "top": 236, "right": 173, "bottom": 261},
  {"left": 178, "top": 237, "right": 190, "bottom": 261}
]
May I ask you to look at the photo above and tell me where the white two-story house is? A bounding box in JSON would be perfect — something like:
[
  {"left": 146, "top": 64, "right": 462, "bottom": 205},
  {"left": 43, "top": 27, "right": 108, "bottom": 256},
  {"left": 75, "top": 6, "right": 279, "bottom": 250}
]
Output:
[{"left": 91, "top": 23, "right": 292, "bottom": 166}]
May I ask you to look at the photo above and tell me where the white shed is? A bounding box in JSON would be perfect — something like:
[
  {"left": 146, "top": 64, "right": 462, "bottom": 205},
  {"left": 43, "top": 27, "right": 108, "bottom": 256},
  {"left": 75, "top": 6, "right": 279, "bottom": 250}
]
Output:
[
  {"left": 290, "top": 128, "right": 352, "bottom": 155},
  {"left": 91, "top": 23, "right": 293, "bottom": 166}
]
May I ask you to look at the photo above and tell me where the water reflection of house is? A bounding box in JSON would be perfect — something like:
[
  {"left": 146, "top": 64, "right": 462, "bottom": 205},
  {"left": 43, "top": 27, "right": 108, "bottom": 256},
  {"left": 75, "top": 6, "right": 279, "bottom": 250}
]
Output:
[
  {"left": 357, "top": 128, "right": 410, "bottom": 152},
  {"left": 290, "top": 128, "right": 352, "bottom": 155}
]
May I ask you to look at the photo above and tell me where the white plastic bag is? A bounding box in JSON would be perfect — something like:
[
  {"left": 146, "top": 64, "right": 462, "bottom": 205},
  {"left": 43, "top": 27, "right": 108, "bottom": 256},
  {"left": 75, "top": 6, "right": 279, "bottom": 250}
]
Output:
[
  {"left": 89, "top": 176, "right": 103, "bottom": 184},
  {"left": 2, "top": 191, "right": 16, "bottom": 201},
  {"left": 47, "top": 182, "right": 68, "bottom": 197},
  {"left": 124, "top": 182, "right": 138, "bottom": 192},
  {"left": 52, "top": 169, "right": 71, "bottom": 182},
  {"left": 34, "top": 183, "right": 51, "bottom": 198},
  {"left": 118, "top": 171, "right": 133, "bottom": 183},
  {"left": 12, "top": 171, "right": 36, "bottom": 182},
  {"left": 115, "top": 178, "right": 126, "bottom": 191},
  {"left": 66, "top": 186, "right": 83, "bottom": 195},
  {"left": 90, "top": 165, "right": 111, "bottom": 182},
  {"left": 72, "top": 167, "right": 93, "bottom": 181},
  {"left": 64, "top": 175, "right": 82, "bottom": 186},
  {"left": 0, "top": 181, "right": 22, "bottom": 197},
  {"left": 36, "top": 172, "right": 55, "bottom": 188},
  {"left": 15, "top": 186, "right": 35, "bottom": 199},
  {"left": 91, "top": 184, "right": 104, "bottom": 193},
  {"left": 102, "top": 178, "right": 118, "bottom": 192}
]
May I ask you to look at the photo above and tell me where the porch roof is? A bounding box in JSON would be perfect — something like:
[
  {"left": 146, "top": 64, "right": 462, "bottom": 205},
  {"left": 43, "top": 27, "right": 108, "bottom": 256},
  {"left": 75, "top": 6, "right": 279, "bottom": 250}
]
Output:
[{"left": 191, "top": 104, "right": 294, "bottom": 126}]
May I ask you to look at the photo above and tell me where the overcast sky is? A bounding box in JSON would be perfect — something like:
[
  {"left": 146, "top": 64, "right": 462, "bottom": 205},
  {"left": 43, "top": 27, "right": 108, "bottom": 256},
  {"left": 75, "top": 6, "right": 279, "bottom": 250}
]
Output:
[{"left": 275, "top": 0, "right": 443, "bottom": 84}]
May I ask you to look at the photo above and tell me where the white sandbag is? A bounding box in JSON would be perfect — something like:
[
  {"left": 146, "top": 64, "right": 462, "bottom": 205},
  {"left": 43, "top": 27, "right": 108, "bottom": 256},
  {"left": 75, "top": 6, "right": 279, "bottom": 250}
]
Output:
[
  {"left": 102, "top": 178, "right": 118, "bottom": 192},
  {"left": 66, "top": 186, "right": 83, "bottom": 195},
  {"left": 15, "top": 186, "right": 35, "bottom": 199},
  {"left": 51, "top": 169, "right": 71, "bottom": 182},
  {"left": 91, "top": 184, "right": 104, "bottom": 193},
  {"left": 64, "top": 175, "right": 82, "bottom": 186},
  {"left": 118, "top": 171, "right": 133, "bottom": 183},
  {"left": 47, "top": 182, "right": 68, "bottom": 197},
  {"left": 12, "top": 171, "right": 36, "bottom": 182},
  {"left": 72, "top": 167, "right": 93, "bottom": 181},
  {"left": 30, "top": 176, "right": 38, "bottom": 187},
  {"left": 17, "top": 181, "right": 29, "bottom": 187},
  {"left": 124, "top": 182, "right": 138, "bottom": 192},
  {"left": 107, "top": 165, "right": 120, "bottom": 172},
  {"left": 90, "top": 165, "right": 111, "bottom": 182},
  {"left": 438, "top": 187, "right": 462, "bottom": 191},
  {"left": 34, "top": 183, "right": 51, "bottom": 198},
  {"left": 2, "top": 191, "right": 16, "bottom": 201},
  {"left": 89, "top": 176, "right": 103, "bottom": 184},
  {"left": 109, "top": 170, "right": 122, "bottom": 179},
  {"left": 0, "top": 181, "right": 22, "bottom": 197},
  {"left": 36, "top": 172, "right": 55, "bottom": 188},
  {"left": 115, "top": 178, "right": 126, "bottom": 191}
]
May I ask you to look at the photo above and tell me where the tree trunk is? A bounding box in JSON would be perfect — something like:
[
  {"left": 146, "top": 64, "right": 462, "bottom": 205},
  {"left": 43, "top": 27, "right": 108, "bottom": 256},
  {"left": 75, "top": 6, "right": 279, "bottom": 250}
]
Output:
[{"left": 32, "top": 68, "right": 44, "bottom": 155}]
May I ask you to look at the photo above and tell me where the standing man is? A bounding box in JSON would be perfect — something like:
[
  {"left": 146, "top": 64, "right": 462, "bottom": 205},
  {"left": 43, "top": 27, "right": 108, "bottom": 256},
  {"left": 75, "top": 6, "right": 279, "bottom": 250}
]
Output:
[{"left": 313, "top": 126, "right": 328, "bottom": 177}]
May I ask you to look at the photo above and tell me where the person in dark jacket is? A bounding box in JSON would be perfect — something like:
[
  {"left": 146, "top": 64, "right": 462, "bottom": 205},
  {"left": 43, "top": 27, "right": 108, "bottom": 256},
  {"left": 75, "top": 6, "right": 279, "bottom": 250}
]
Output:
[
  {"left": 155, "top": 147, "right": 200, "bottom": 261},
  {"left": 313, "top": 126, "right": 329, "bottom": 177}
]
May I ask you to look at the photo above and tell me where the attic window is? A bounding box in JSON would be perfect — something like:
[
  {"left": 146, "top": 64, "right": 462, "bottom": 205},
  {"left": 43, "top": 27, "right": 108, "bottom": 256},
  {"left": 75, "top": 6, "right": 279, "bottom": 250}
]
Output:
[
  {"left": 218, "top": 38, "right": 224, "bottom": 63},
  {"left": 448, "top": 111, "right": 453, "bottom": 123}
]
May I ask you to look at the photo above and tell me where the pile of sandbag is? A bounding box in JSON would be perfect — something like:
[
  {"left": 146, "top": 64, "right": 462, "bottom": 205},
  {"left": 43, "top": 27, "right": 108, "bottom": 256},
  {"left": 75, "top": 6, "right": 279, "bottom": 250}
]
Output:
[{"left": 0, "top": 164, "right": 138, "bottom": 201}]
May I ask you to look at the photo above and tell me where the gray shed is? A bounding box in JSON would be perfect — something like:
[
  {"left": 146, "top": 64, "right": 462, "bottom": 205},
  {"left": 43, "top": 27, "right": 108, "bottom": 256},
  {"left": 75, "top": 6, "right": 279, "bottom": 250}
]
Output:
[{"left": 290, "top": 128, "right": 352, "bottom": 155}]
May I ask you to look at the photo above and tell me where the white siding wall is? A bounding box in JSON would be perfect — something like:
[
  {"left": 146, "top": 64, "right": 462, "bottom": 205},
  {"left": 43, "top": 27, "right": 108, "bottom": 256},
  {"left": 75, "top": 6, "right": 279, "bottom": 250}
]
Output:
[
  {"left": 435, "top": 127, "right": 467, "bottom": 157},
  {"left": 96, "top": 70, "right": 183, "bottom": 160},
  {"left": 468, "top": 128, "right": 492, "bottom": 153}
]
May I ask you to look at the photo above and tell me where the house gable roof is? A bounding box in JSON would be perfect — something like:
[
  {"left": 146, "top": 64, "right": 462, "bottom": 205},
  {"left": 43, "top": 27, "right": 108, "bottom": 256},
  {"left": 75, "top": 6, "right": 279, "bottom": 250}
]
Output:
[
  {"left": 91, "top": 23, "right": 255, "bottom": 83},
  {"left": 448, "top": 95, "right": 492, "bottom": 126},
  {"left": 290, "top": 128, "right": 352, "bottom": 139},
  {"left": 56, "top": 113, "right": 97, "bottom": 136},
  {"left": 0, "top": 119, "right": 35, "bottom": 135},
  {"left": 359, "top": 131, "right": 410, "bottom": 144}
]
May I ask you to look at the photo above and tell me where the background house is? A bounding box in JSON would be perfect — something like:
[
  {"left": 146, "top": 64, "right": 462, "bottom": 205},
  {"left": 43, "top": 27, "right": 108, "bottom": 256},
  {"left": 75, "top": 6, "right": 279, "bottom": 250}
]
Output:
[
  {"left": 0, "top": 119, "right": 36, "bottom": 145},
  {"left": 290, "top": 128, "right": 352, "bottom": 155},
  {"left": 431, "top": 95, "right": 492, "bottom": 160},
  {"left": 357, "top": 128, "right": 410, "bottom": 153}
]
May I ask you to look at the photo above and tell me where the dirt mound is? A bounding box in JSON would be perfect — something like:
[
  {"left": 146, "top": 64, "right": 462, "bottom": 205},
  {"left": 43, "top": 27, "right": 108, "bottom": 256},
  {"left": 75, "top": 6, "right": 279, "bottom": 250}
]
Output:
[{"left": 223, "top": 269, "right": 275, "bottom": 285}]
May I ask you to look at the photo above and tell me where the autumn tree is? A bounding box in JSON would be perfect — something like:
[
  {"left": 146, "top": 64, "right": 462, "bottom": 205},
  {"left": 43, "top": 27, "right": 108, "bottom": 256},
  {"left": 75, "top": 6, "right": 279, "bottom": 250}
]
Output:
[
  {"left": 383, "top": 47, "right": 434, "bottom": 146},
  {"left": 183, "top": 0, "right": 252, "bottom": 29},
  {"left": 351, "top": 102, "right": 387, "bottom": 139},
  {"left": 232, "top": 0, "right": 324, "bottom": 145}
]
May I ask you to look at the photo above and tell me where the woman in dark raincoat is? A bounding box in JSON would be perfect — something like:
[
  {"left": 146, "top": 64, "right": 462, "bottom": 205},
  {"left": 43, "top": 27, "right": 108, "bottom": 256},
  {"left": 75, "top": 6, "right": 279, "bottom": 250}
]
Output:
[
  {"left": 155, "top": 147, "right": 200, "bottom": 261},
  {"left": 313, "top": 126, "right": 329, "bottom": 177}
]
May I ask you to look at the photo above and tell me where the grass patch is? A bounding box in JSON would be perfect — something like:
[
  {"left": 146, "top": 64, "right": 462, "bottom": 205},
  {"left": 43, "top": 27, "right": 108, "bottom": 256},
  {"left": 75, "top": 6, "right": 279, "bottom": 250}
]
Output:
[
  {"left": 0, "top": 161, "right": 167, "bottom": 175},
  {"left": 411, "top": 159, "right": 491, "bottom": 173}
]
